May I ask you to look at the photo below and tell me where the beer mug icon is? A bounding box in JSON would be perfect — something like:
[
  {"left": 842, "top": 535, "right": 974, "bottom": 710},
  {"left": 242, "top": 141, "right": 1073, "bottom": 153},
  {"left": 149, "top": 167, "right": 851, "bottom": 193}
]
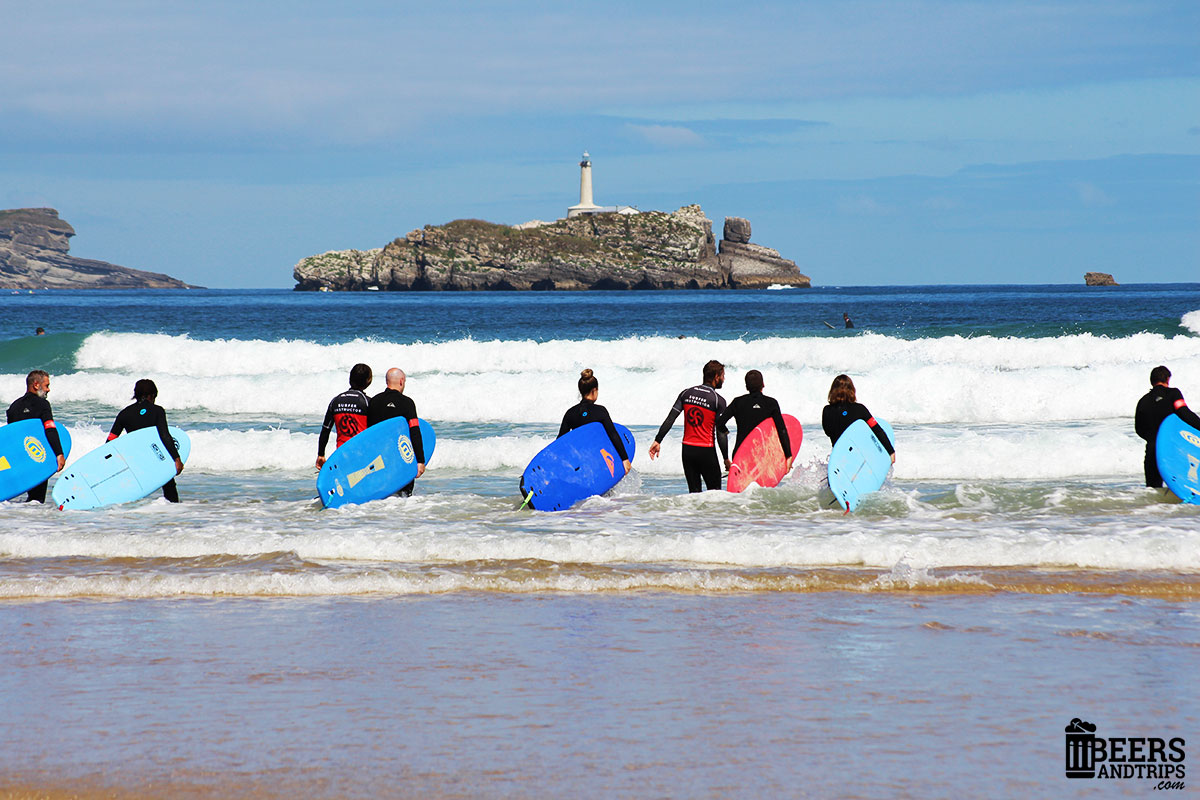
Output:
[{"left": 1065, "top": 718, "right": 1098, "bottom": 778}]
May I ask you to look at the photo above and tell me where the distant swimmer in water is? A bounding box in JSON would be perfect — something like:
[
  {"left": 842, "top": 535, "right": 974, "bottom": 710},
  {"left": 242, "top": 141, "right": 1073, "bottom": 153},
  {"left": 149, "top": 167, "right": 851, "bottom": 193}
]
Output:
[
  {"left": 316, "top": 363, "right": 372, "bottom": 469},
  {"left": 108, "top": 379, "right": 184, "bottom": 502},
  {"left": 1134, "top": 365, "right": 1200, "bottom": 488},
  {"left": 558, "top": 369, "right": 631, "bottom": 475},
  {"left": 843, "top": 313, "right": 854, "bottom": 329},
  {"left": 367, "top": 367, "right": 425, "bottom": 496},
  {"left": 822, "top": 374, "right": 894, "bottom": 464},
  {"left": 717, "top": 369, "right": 794, "bottom": 473},
  {"left": 648, "top": 359, "right": 730, "bottom": 492},
  {"left": 35, "top": 327, "right": 45, "bottom": 336}
]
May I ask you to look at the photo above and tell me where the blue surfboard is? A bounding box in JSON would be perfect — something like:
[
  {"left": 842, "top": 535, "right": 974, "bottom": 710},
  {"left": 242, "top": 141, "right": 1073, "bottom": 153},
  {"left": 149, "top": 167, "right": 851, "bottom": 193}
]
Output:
[
  {"left": 1156, "top": 414, "right": 1200, "bottom": 504},
  {"left": 827, "top": 418, "right": 895, "bottom": 513},
  {"left": 318, "top": 418, "right": 436, "bottom": 508},
  {"left": 0, "top": 419, "right": 72, "bottom": 502},
  {"left": 519, "top": 422, "right": 635, "bottom": 511},
  {"left": 53, "top": 426, "right": 190, "bottom": 510}
]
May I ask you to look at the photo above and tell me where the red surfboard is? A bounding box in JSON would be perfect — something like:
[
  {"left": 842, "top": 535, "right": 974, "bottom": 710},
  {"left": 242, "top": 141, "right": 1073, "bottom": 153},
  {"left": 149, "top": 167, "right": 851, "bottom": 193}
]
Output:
[{"left": 727, "top": 414, "right": 803, "bottom": 492}]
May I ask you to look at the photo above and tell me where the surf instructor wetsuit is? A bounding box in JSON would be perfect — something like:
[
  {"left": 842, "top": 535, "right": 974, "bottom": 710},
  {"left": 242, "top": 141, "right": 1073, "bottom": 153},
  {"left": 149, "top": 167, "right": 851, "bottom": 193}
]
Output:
[
  {"left": 558, "top": 400, "right": 630, "bottom": 463},
  {"left": 1135, "top": 384, "right": 1200, "bottom": 488},
  {"left": 367, "top": 387, "right": 424, "bottom": 497},
  {"left": 654, "top": 384, "right": 729, "bottom": 492},
  {"left": 822, "top": 402, "right": 894, "bottom": 455},
  {"left": 6, "top": 391, "right": 64, "bottom": 503},
  {"left": 717, "top": 391, "right": 792, "bottom": 460},
  {"left": 109, "top": 400, "right": 181, "bottom": 502},
  {"left": 318, "top": 388, "right": 370, "bottom": 461}
]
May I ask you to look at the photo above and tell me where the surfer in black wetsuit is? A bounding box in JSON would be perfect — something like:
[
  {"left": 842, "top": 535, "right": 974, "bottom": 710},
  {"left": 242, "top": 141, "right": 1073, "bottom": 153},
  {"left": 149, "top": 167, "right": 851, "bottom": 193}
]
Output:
[
  {"left": 821, "top": 374, "right": 895, "bottom": 463},
  {"left": 368, "top": 367, "right": 425, "bottom": 497},
  {"left": 717, "top": 369, "right": 794, "bottom": 472},
  {"left": 1134, "top": 365, "right": 1200, "bottom": 488},
  {"left": 649, "top": 360, "right": 730, "bottom": 492},
  {"left": 108, "top": 378, "right": 183, "bottom": 502},
  {"left": 558, "top": 369, "right": 632, "bottom": 476},
  {"left": 5, "top": 370, "right": 66, "bottom": 503},
  {"left": 843, "top": 313, "right": 854, "bottom": 329},
  {"left": 316, "top": 363, "right": 372, "bottom": 469}
]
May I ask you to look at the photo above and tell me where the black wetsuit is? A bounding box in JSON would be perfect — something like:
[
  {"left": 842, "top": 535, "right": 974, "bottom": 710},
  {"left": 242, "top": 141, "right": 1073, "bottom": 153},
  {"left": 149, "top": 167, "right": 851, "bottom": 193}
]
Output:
[
  {"left": 822, "top": 402, "right": 894, "bottom": 454},
  {"left": 368, "top": 388, "right": 424, "bottom": 497},
  {"left": 558, "top": 400, "right": 630, "bottom": 463},
  {"left": 655, "top": 384, "right": 729, "bottom": 493},
  {"left": 5, "top": 392, "right": 64, "bottom": 503},
  {"left": 717, "top": 392, "right": 792, "bottom": 460},
  {"left": 109, "top": 401, "right": 181, "bottom": 502},
  {"left": 1135, "top": 385, "right": 1200, "bottom": 488},
  {"left": 844, "top": 316, "right": 854, "bottom": 329},
  {"left": 317, "top": 388, "right": 370, "bottom": 459}
]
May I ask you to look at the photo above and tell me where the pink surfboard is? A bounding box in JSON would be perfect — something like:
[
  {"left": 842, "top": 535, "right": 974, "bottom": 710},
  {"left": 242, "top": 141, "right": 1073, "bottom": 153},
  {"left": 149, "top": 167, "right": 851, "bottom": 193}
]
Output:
[{"left": 727, "top": 414, "right": 803, "bottom": 492}]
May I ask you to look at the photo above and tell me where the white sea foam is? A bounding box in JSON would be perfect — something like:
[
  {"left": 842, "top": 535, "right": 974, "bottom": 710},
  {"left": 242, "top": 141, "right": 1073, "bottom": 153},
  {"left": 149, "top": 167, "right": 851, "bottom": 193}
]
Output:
[
  {"left": 34, "top": 330, "right": 1200, "bottom": 427},
  {"left": 1183, "top": 309, "right": 1200, "bottom": 336}
]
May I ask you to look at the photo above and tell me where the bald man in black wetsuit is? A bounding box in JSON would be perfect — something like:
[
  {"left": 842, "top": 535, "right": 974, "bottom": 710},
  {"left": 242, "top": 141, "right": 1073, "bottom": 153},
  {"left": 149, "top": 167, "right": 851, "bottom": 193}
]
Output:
[{"left": 368, "top": 367, "right": 425, "bottom": 497}]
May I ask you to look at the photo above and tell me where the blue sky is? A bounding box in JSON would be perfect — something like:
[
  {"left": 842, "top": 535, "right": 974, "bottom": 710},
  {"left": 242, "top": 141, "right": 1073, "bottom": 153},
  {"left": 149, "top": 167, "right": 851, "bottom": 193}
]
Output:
[{"left": 2, "top": 0, "right": 1197, "bottom": 287}]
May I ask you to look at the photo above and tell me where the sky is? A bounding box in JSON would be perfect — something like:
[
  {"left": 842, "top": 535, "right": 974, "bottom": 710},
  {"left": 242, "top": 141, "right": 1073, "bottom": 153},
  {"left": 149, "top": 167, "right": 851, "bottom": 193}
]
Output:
[{"left": 2, "top": 0, "right": 1197, "bottom": 288}]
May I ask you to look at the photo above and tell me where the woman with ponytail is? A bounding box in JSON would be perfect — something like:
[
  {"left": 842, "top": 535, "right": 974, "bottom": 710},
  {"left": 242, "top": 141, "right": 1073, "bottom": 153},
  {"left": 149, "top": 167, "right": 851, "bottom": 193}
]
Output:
[{"left": 557, "top": 369, "right": 631, "bottom": 475}]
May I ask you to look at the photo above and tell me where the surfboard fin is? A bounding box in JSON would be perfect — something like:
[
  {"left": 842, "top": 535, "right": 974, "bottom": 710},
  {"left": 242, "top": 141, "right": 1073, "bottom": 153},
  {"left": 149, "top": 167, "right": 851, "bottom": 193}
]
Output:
[{"left": 518, "top": 490, "right": 534, "bottom": 511}]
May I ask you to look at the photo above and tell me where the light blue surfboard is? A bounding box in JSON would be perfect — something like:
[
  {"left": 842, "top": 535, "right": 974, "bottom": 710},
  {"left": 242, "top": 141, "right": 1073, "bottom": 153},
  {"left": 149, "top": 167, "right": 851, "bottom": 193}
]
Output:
[
  {"left": 1156, "top": 414, "right": 1200, "bottom": 504},
  {"left": 827, "top": 418, "right": 895, "bottom": 513},
  {"left": 519, "top": 422, "right": 635, "bottom": 512},
  {"left": 53, "top": 426, "right": 190, "bottom": 510},
  {"left": 318, "top": 418, "right": 436, "bottom": 509},
  {"left": 0, "top": 419, "right": 72, "bottom": 502}
]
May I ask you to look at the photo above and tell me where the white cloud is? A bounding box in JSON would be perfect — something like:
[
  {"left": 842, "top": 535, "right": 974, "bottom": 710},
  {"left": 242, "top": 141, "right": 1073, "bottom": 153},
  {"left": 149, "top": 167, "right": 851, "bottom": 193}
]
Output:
[{"left": 623, "top": 124, "right": 705, "bottom": 148}]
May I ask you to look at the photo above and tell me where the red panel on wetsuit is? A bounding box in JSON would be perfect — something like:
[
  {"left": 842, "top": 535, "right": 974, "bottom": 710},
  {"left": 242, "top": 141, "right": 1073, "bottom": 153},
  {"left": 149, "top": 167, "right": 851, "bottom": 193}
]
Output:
[{"left": 334, "top": 413, "right": 368, "bottom": 446}]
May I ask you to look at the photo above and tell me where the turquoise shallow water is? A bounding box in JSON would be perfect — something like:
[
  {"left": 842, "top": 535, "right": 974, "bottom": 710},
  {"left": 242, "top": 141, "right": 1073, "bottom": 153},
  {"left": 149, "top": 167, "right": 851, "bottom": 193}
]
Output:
[{"left": 1, "top": 286, "right": 1198, "bottom": 795}]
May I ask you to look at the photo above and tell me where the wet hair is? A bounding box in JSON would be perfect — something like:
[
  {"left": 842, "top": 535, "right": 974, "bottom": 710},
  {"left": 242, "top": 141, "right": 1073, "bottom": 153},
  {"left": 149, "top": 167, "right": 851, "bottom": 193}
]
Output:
[
  {"left": 828, "top": 374, "right": 857, "bottom": 404},
  {"left": 25, "top": 370, "right": 48, "bottom": 389},
  {"left": 1150, "top": 365, "right": 1171, "bottom": 386},
  {"left": 349, "top": 363, "right": 373, "bottom": 391},
  {"left": 132, "top": 378, "right": 158, "bottom": 401},
  {"left": 744, "top": 369, "right": 764, "bottom": 393},
  {"left": 35, "top": 327, "right": 45, "bottom": 335},
  {"left": 703, "top": 360, "right": 724, "bottom": 384},
  {"left": 578, "top": 368, "right": 598, "bottom": 397}
]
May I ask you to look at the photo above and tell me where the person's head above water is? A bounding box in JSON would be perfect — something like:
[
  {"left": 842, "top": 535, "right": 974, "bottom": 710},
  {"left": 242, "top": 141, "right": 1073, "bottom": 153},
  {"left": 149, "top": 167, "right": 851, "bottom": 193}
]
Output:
[
  {"left": 578, "top": 368, "right": 598, "bottom": 399},
  {"left": 132, "top": 378, "right": 158, "bottom": 402},
  {"left": 828, "top": 374, "right": 856, "bottom": 404},
  {"left": 703, "top": 360, "right": 725, "bottom": 388},
  {"left": 744, "top": 370, "right": 764, "bottom": 393},
  {"left": 385, "top": 367, "right": 407, "bottom": 392},
  {"left": 349, "top": 363, "right": 373, "bottom": 391},
  {"left": 35, "top": 327, "right": 45, "bottom": 336},
  {"left": 1150, "top": 365, "right": 1171, "bottom": 386}
]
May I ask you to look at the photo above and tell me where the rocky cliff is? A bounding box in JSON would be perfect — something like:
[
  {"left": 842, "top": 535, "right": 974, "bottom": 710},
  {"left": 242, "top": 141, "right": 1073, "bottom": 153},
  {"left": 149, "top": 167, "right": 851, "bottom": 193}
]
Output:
[
  {"left": 1084, "top": 271, "right": 1118, "bottom": 286},
  {"left": 294, "top": 205, "right": 810, "bottom": 291},
  {"left": 0, "top": 208, "right": 194, "bottom": 289}
]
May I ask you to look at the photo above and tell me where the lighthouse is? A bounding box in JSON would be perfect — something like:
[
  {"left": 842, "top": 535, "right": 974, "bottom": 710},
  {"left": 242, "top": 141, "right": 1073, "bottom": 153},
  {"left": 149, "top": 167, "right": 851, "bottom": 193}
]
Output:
[{"left": 567, "top": 151, "right": 601, "bottom": 217}]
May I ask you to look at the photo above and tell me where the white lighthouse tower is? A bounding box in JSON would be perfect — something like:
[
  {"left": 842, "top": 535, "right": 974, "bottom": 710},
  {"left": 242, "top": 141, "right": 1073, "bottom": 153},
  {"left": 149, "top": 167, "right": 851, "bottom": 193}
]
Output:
[{"left": 567, "top": 151, "right": 601, "bottom": 217}]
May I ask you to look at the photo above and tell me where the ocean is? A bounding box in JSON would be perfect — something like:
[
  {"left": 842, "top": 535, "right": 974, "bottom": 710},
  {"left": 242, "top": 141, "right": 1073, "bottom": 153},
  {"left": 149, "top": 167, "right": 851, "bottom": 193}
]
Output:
[{"left": 1, "top": 285, "right": 1198, "bottom": 798}]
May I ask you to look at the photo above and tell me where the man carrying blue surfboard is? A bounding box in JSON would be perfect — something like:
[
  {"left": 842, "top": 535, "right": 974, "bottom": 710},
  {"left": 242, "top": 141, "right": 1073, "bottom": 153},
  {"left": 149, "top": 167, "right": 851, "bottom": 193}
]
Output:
[
  {"left": 648, "top": 360, "right": 731, "bottom": 493},
  {"left": 316, "top": 363, "right": 373, "bottom": 470},
  {"left": 1135, "top": 365, "right": 1200, "bottom": 489},
  {"left": 368, "top": 367, "right": 425, "bottom": 497},
  {"left": 5, "top": 370, "right": 66, "bottom": 503},
  {"left": 108, "top": 379, "right": 184, "bottom": 502}
]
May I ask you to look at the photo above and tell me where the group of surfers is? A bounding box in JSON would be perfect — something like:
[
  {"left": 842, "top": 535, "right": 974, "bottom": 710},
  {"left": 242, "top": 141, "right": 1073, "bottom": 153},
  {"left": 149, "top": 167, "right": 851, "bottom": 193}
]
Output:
[{"left": 6, "top": 358, "right": 1196, "bottom": 506}]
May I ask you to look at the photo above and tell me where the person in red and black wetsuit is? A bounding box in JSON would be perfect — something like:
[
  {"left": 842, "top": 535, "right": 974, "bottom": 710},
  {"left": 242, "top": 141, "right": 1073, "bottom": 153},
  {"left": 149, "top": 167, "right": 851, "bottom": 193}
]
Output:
[
  {"left": 558, "top": 368, "right": 632, "bottom": 475},
  {"left": 5, "top": 370, "right": 66, "bottom": 503},
  {"left": 108, "top": 378, "right": 184, "bottom": 502},
  {"left": 1135, "top": 365, "right": 1200, "bottom": 488},
  {"left": 717, "top": 369, "right": 794, "bottom": 473},
  {"left": 822, "top": 374, "right": 895, "bottom": 464},
  {"left": 367, "top": 366, "right": 425, "bottom": 497},
  {"left": 648, "top": 359, "right": 730, "bottom": 493},
  {"left": 316, "top": 363, "right": 372, "bottom": 469}
]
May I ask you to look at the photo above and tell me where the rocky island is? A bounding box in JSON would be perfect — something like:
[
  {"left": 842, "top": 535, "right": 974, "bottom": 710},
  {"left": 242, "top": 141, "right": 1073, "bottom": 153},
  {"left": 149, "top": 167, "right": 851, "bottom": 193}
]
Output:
[
  {"left": 1084, "top": 272, "right": 1118, "bottom": 286},
  {"left": 0, "top": 208, "right": 194, "bottom": 290},
  {"left": 294, "top": 206, "right": 810, "bottom": 291}
]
